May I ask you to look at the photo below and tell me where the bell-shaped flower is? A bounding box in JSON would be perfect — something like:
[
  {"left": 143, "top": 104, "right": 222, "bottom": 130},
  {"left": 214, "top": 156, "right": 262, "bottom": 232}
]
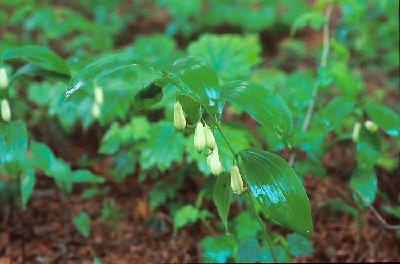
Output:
[
  {"left": 207, "top": 147, "right": 222, "bottom": 175},
  {"left": 91, "top": 103, "right": 101, "bottom": 119},
  {"left": 94, "top": 85, "right": 104, "bottom": 104},
  {"left": 364, "top": 120, "right": 378, "bottom": 133},
  {"left": 204, "top": 125, "right": 216, "bottom": 150},
  {"left": 352, "top": 122, "right": 361, "bottom": 142},
  {"left": 230, "top": 165, "right": 245, "bottom": 194},
  {"left": 194, "top": 122, "right": 205, "bottom": 152},
  {"left": 0, "top": 68, "right": 8, "bottom": 89},
  {"left": 173, "top": 101, "right": 186, "bottom": 130},
  {"left": 1, "top": 99, "right": 11, "bottom": 122}
]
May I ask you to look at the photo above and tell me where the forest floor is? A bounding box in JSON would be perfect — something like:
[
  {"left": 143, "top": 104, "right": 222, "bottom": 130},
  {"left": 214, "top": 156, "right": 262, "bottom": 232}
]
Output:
[
  {"left": 1, "top": 158, "right": 399, "bottom": 263},
  {"left": 1, "top": 5, "right": 399, "bottom": 263}
]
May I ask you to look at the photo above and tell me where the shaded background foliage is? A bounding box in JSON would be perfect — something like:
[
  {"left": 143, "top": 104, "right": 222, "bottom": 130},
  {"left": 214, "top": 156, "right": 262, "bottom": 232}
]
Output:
[{"left": 0, "top": 0, "right": 399, "bottom": 263}]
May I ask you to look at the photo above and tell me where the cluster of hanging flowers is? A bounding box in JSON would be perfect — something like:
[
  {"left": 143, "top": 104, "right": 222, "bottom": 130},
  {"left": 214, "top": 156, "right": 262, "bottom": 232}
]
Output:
[
  {"left": 352, "top": 120, "right": 379, "bottom": 142},
  {"left": 173, "top": 100, "right": 245, "bottom": 194},
  {"left": 0, "top": 67, "right": 11, "bottom": 122},
  {"left": 91, "top": 82, "right": 104, "bottom": 119}
]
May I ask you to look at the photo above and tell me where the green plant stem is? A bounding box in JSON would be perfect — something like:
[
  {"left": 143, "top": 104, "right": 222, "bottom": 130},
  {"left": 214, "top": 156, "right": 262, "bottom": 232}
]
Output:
[
  {"left": 212, "top": 118, "right": 277, "bottom": 263},
  {"left": 163, "top": 68, "right": 277, "bottom": 262},
  {"left": 246, "top": 190, "right": 278, "bottom": 262},
  {"left": 289, "top": 3, "right": 334, "bottom": 166}
]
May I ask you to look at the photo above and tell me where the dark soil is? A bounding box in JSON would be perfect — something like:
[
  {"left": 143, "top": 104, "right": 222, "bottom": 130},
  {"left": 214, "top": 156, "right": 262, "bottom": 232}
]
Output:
[{"left": 1, "top": 162, "right": 399, "bottom": 263}]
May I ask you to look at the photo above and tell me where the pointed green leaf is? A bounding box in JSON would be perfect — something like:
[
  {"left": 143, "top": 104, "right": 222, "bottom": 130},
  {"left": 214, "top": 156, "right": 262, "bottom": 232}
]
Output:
[
  {"left": 188, "top": 34, "right": 261, "bottom": 80},
  {"left": 66, "top": 53, "right": 153, "bottom": 98},
  {"left": 166, "top": 56, "right": 223, "bottom": 122},
  {"left": 364, "top": 102, "right": 400, "bottom": 137},
  {"left": 350, "top": 166, "right": 377, "bottom": 208},
  {"left": 1, "top": 45, "right": 70, "bottom": 76},
  {"left": 213, "top": 172, "right": 233, "bottom": 229},
  {"left": 20, "top": 169, "right": 35, "bottom": 209},
  {"left": 73, "top": 211, "right": 91, "bottom": 238},
  {"left": 0, "top": 121, "right": 28, "bottom": 177},
  {"left": 239, "top": 149, "right": 312, "bottom": 237},
  {"left": 221, "top": 81, "right": 293, "bottom": 145}
]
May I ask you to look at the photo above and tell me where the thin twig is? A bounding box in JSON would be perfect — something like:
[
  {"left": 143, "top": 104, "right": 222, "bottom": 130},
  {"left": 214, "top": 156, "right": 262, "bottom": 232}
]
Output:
[
  {"left": 289, "top": 3, "right": 334, "bottom": 166},
  {"left": 352, "top": 189, "right": 400, "bottom": 230}
]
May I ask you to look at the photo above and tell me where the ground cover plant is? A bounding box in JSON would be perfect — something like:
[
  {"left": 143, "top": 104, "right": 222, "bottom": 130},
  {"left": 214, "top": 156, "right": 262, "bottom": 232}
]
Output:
[{"left": 0, "top": 0, "right": 399, "bottom": 263}]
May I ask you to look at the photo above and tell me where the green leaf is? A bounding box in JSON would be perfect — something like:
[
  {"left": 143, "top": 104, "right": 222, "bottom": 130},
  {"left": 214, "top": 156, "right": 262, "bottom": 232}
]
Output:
[
  {"left": 173, "top": 204, "right": 202, "bottom": 233},
  {"left": 1, "top": 45, "right": 70, "bottom": 76},
  {"left": 292, "top": 11, "right": 324, "bottom": 34},
  {"left": 166, "top": 56, "right": 222, "bottom": 121},
  {"left": 133, "top": 78, "right": 166, "bottom": 108},
  {"left": 0, "top": 121, "right": 28, "bottom": 177},
  {"left": 236, "top": 239, "right": 270, "bottom": 263},
  {"left": 234, "top": 211, "right": 261, "bottom": 242},
  {"left": 29, "top": 141, "right": 54, "bottom": 171},
  {"left": 200, "top": 235, "right": 236, "bottom": 263},
  {"left": 20, "top": 169, "right": 35, "bottom": 209},
  {"left": 350, "top": 166, "right": 377, "bottom": 208},
  {"left": 71, "top": 170, "right": 105, "bottom": 184},
  {"left": 221, "top": 81, "right": 293, "bottom": 146},
  {"left": 213, "top": 172, "right": 233, "bottom": 230},
  {"left": 364, "top": 102, "right": 400, "bottom": 137},
  {"left": 139, "top": 121, "right": 185, "bottom": 171},
  {"left": 187, "top": 34, "right": 261, "bottom": 80},
  {"left": 318, "top": 96, "right": 354, "bottom": 132},
  {"left": 286, "top": 233, "right": 313, "bottom": 257},
  {"left": 66, "top": 53, "right": 153, "bottom": 98},
  {"left": 239, "top": 149, "right": 313, "bottom": 237},
  {"left": 73, "top": 211, "right": 91, "bottom": 238}
]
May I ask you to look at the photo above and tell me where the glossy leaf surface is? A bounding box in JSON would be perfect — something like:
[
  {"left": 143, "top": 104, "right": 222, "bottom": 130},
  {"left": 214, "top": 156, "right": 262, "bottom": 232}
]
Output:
[
  {"left": 1, "top": 45, "right": 70, "bottom": 76},
  {"left": 66, "top": 53, "right": 152, "bottom": 98},
  {"left": 166, "top": 56, "right": 223, "bottom": 122},
  {"left": 239, "top": 149, "right": 312, "bottom": 237},
  {"left": 213, "top": 172, "right": 233, "bottom": 229},
  {"left": 221, "top": 81, "right": 293, "bottom": 145}
]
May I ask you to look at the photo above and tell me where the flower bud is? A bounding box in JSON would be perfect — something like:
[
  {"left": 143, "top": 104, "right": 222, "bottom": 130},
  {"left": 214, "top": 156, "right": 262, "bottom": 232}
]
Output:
[
  {"left": 230, "top": 165, "right": 244, "bottom": 194},
  {"left": 91, "top": 103, "right": 101, "bottom": 119},
  {"left": 1, "top": 99, "right": 11, "bottom": 122},
  {"left": 352, "top": 122, "right": 361, "bottom": 142},
  {"left": 0, "top": 68, "right": 8, "bottom": 89},
  {"left": 94, "top": 85, "right": 103, "bottom": 104},
  {"left": 173, "top": 101, "right": 186, "bottom": 130},
  {"left": 204, "top": 125, "right": 216, "bottom": 150},
  {"left": 207, "top": 147, "right": 222, "bottom": 175},
  {"left": 364, "top": 120, "right": 378, "bottom": 133},
  {"left": 194, "top": 122, "right": 205, "bottom": 152}
]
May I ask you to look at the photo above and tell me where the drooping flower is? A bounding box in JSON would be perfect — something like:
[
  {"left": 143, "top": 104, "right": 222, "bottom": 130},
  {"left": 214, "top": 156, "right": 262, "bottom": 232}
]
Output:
[
  {"left": 207, "top": 147, "right": 222, "bottom": 175},
  {"left": 91, "top": 103, "right": 101, "bottom": 119},
  {"left": 173, "top": 101, "right": 186, "bottom": 130},
  {"left": 204, "top": 125, "right": 216, "bottom": 150},
  {"left": 194, "top": 122, "right": 205, "bottom": 152},
  {"left": 230, "top": 165, "right": 244, "bottom": 194},
  {"left": 0, "top": 68, "right": 8, "bottom": 89},
  {"left": 352, "top": 122, "right": 361, "bottom": 142},
  {"left": 1, "top": 99, "right": 11, "bottom": 122},
  {"left": 364, "top": 120, "right": 378, "bottom": 133},
  {"left": 94, "top": 85, "right": 104, "bottom": 104}
]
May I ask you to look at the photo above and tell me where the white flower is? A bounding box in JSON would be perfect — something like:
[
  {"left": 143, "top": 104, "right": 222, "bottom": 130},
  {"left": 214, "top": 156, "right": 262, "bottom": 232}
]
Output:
[
  {"left": 1, "top": 99, "right": 11, "bottom": 122},
  {"left": 91, "top": 103, "right": 101, "bottom": 119},
  {"left": 0, "top": 68, "right": 8, "bottom": 89},
  {"left": 204, "top": 125, "right": 216, "bottom": 150},
  {"left": 230, "top": 165, "right": 244, "bottom": 194},
  {"left": 194, "top": 122, "right": 205, "bottom": 152},
  {"left": 207, "top": 147, "right": 222, "bottom": 175},
  {"left": 94, "top": 85, "right": 104, "bottom": 104},
  {"left": 173, "top": 101, "right": 186, "bottom": 130},
  {"left": 364, "top": 120, "right": 378, "bottom": 133},
  {"left": 352, "top": 122, "right": 361, "bottom": 142}
]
